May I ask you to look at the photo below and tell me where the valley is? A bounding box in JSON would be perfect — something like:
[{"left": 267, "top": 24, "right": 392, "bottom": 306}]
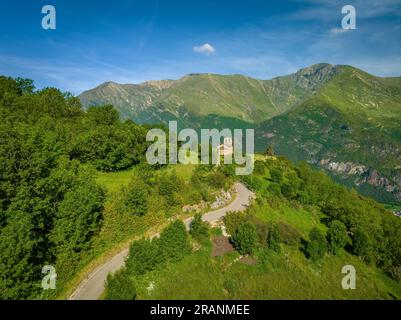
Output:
[
  {"left": 1, "top": 73, "right": 401, "bottom": 301},
  {"left": 3, "top": 0, "right": 401, "bottom": 306},
  {"left": 79, "top": 63, "right": 401, "bottom": 206}
]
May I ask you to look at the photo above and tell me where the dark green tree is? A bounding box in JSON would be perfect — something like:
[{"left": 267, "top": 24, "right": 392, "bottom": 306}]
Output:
[
  {"left": 327, "top": 220, "right": 349, "bottom": 255},
  {"left": 159, "top": 220, "right": 191, "bottom": 262},
  {"left": 51, "top": 183, "right": 105, "bottom": 253},
  {"left": 268, "top": 223, "right": 281, "bottom": 253},
  {"left": 306, "top": 227, "right": 327, "bottom": 260},
  {"left": 0, "top": 212, "right": 45, "bottom": 299},
  {"left": 105, "top": 269, "right": 136, "bottom": 300},
  {"left": 190, "top": 213, "right": 210, "bottom": 242},
  {"left": 351, "top": 228, "right": 375, "bottom": 263},
  {"left": 125, "top": 179, "right": 149, "bottom": 216},
  {"left": 15, "top": 77, "right": 35, "bottom": 94},
  {"left": 233, "top": 222, "right": 257, "bottom": 255},
  {"left": 87, "top": 105, "right": 119, "bottom": 125},
  {"left": 208, "top": 171, "right": 227, "bottom": 189},
  {"left": 126, "top": 239, "right": 163, "bottom": 275},
  {"left": 223, "top": 211, "right": 247, "bottom": 235}
]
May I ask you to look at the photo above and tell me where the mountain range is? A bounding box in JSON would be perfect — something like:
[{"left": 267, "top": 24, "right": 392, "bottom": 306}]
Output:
[{"left": 79, "top": 63, "right": 401, "bottom": 205}]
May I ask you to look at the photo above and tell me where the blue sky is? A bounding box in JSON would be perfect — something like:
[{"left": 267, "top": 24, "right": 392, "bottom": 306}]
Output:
[{"left": 1, "top": 0, "right": 401, "bottom": 94}]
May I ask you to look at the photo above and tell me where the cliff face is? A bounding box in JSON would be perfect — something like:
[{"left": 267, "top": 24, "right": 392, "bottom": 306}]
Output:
[
  {"left": 257, "top": 65, "right": 401, "bottom": 205},
  {"left": 318, "top": 159, "right": 401, "bottom": 202}
]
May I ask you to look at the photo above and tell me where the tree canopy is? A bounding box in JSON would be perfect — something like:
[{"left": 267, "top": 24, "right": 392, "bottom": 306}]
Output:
[{"left": 0, "top": 77, "right": 149, "bottom": 298}]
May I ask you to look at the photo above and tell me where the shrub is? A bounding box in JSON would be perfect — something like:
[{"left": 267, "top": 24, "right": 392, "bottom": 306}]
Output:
[
  {"left": 277, "top": 222, "right": 301, "bottom": 246},
  {"left": 218, "top": 164, "right": 236, "bottom": 178},
  {"left": 327, "top": 220, "right": 349, "bottom": 255},
  {"left": 105, "top": 269, "right": 136, "bottom": 300},
  {"left": 223, "top": 211, "right": 247, "bottom": 235},
  {"left": 159, "top": 220, "right": 191, "bottom": 262},
  {"left": 190, "top": 213, "right": 210, "bottom": 242},
  {"left": 267, "top": 183, "right": 281, "bottom": 197},
  {"left": 125, "top": 179, "right": 148, "bottom": 216},
  {"left": 306, "top": 227, "right": 327, "bottom": 260},
  {"left": 243, "top": 176, "right": 263, "bottom": 191},
  {"left": 158, "top": 171, "right": 185, "bottom": 207},
  {"left": 268, "top": 223, "right": 281, "bottom": 253},
  {"left": 126, "top": 239, "right": 163, "bottom": 276},
  {"left": 351, "top": 228, "right": 375, "bottom": 263},
  {"left": 207, "top": 171, "right": 227, "bottom": 189},
  {"left": 249, "top": 216, "right": 269, "bottom": 246},
  {"left": 232, "top": 222, "right": 257, "bottom": 255},
  {"left": 158, "top": 171, "right": 184, "bottom": 196},
  {"left": 270, "top": 168, "right": 283, "bottom": 184}
]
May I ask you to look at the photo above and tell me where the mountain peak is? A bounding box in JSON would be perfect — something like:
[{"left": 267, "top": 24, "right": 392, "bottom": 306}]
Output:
[
  {"left": 295, "top": 63, "right": 336, "bottom": 76},
  {"left": 97, "top": 81, "right": 121, "bottom": 89},
  {"left": 139, "top": 79, "right": 175, "bottom": 90},
  {"left": 283, "top": 63, "right": 340, "bottom": 92}
]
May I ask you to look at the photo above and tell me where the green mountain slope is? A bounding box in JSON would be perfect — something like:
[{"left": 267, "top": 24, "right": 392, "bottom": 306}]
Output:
[
  {"left": 79, "top": 64, "right": 401, "bottom": 205},
  {"left": 79, "top": 63, "right": 339, "bottom": 125},
  {"left": 79, "top": 80, "right": 175, "bottom": 119},
  {"left": 105, "top": 157, "right": 401, "bottom": 300},
  {"left": 257, "top": 66, "right": 401, "bottom": 204}
]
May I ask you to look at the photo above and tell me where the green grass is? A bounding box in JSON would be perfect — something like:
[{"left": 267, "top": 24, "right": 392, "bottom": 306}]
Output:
[
  {"left": 163, "top": 163, "right": 197, "bottom": 181},
  {"left": 131, "top": 200, "right": 401, "bottom": 300},
  {"left": 59, "top": 163, "right": 228, "bottom": 299},
  {"left": 96, "top": 164, "right": 197, "bottom": 195},
  {"left": 68, "top": 160, "right": 401, "bottom": 300},
  {"left": 134, "top": 236, "right": 401, "bottom": 300},
  {"left": 254, "top": 153, "right": 277, "bottom": 161},
  {"left": 384, "top": 203, "right": 401, "bottom": 212},
  {"left": 254, "top": 204, "right": 324, "bottom": 238},
  {"left": 96, "top": 167, "right": 138, "bottom": 194}
]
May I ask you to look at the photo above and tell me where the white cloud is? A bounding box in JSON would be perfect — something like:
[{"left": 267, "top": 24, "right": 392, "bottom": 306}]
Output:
[{"left": 193, "top": 43, "right": 216, "bottom": 56}]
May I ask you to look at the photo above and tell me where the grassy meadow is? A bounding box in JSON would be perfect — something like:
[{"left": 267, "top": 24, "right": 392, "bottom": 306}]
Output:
[
  {"left": 134, "top": 206, "right": 401, "bottom": 300},
  {"left": 58, "top": 163, "right": 231, "bottom": 299}
]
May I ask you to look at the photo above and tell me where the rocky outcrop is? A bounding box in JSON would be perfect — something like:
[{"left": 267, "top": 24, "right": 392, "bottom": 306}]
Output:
[
  {"left": 318, "top": 159, "right": 401, "bottom": 201},
  {"left": 182, "top": 201, "right": 208, "bottom": 214},
  {"left": 319, "top": 159, "right": 366, "bottom": 176},
  {"left": 210, "top": 189, "right": 232, "bottom": 209},
  {"left": 182, "top": 188, "right": 233, "bottom": 213}
]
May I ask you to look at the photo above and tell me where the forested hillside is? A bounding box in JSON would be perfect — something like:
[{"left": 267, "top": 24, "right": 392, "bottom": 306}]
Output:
[
  {"left": 1, "top": 76, "right": 401, "bottom": 300},
  {"left": 79, "top": 64, "right": 401, "bottom": 206},
  {"left": 0, "top": 76, "right": 152, "bottom": 298},
  {"left": 0, "top": 76, "right": 235, "bottom": 299},
  {"left": 258, "top": 66, "right": 401, "bottom": 205},
  {"left": 105, "top": 157, "right": 401, "bottom": 300}
]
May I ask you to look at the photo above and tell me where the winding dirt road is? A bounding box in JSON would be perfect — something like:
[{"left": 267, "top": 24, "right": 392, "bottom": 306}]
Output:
[{"left": 69, "top": 182, "right": 254, "bottom": 300}]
